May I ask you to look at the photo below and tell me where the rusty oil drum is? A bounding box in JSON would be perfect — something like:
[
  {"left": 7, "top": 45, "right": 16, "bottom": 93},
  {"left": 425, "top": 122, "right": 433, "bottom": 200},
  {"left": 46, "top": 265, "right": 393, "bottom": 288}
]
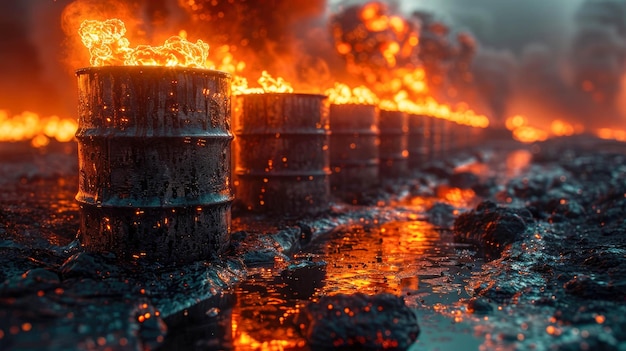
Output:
[
  {"left": 407, "top": 114, "right": 428, "bottom": 170},
  {"left": 234, "top": 93, "right": 330, "bottom": 215},
  {"left": 75, "top": 66, "right": 232, "bottom": 264},
  {"left": 429, "top": 116, "right": 445, "bottom": 161},
  {"left": 378, "top": 109, "right": 408, "bottom": 179},
  {"left": 329, "top": 104, "right": 380, "bottom": 191}
]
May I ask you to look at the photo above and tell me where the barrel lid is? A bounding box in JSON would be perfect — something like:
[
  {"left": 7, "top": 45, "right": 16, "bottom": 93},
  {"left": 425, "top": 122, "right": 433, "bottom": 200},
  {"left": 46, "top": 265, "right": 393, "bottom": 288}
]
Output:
[
  {"left": 237, "top": 92, "right": 327, "bottom": 99},
  {"left": 75, "top": 65, "right": 231, "bottom": 78}
]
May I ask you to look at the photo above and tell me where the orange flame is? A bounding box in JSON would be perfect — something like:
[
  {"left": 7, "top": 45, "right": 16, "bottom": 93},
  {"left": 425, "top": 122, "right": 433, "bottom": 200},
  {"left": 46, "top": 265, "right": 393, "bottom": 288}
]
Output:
[
  {"left": 596, "top": 128, "right": 626, "bottom": 141},
  {"left": 0, "top": 110, "right": 77, "bottom": 147},
  {"left": 232, "top": 71, "right": 294, "bottom": 95},
  {"left": 505, "top": 115, "right": 586, "bottom": 143},
  {"left": 325, "top": 83, "right": 379, "bottom": 105},
  {"left": 392, "top": 91, "right": 489, "bottom": 128},
  {"left": 79, "top": 19, "right": 209, "bottom": 68}
]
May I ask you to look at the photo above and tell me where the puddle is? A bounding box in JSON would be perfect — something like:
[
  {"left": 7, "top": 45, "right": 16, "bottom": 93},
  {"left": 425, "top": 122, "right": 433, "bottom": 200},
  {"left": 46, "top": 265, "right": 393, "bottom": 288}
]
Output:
[{"left": 230, "top": 220, "right": 485, "bottom": 350}]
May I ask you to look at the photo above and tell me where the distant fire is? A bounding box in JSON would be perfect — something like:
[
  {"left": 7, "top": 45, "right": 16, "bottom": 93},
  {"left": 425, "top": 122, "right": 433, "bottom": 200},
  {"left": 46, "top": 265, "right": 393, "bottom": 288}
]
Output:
[
  {"left": 233, "top": 71, "right": 294, "bottom": 95},
  {"left": 325, "top": 83, "right": 379, "bottom": 105},
  {"left": 505, "top": 115, "right": 589, "bottom": 143},
  {"left": 0, "top": 110, "right": 77, "bottom": 147}
]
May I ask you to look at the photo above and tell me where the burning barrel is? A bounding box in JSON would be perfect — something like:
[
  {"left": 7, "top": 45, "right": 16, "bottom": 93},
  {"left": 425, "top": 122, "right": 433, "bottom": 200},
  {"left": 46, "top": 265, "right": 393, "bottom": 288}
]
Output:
[
  {"left": 233, "top": 93, "right": 330, "bottom": 216},
  {"left": 75, "top": 66, "right": 233, "bottom": 264},
  {"left": 407, "top": 114, "right": 428, "bottom": 170},
  {"left": 329, "top": 104, "right": 380, "bottom": 191},
  {"left": 378, "top": 109, "right": 408, "bottom": 179},
  {"left": 429, "top": 117, "right": 445, "bottom": 161}
]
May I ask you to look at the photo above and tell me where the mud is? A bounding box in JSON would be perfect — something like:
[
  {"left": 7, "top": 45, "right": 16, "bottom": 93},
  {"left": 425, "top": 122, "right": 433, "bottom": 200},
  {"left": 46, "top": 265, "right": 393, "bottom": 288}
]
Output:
[{"left": 1, "top": 136, "right": 626, "bottom": 350}]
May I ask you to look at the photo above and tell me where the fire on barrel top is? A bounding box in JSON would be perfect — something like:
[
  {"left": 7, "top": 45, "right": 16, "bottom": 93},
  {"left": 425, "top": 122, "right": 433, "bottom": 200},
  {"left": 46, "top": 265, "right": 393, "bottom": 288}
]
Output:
[{"left": 1, "top": 1, "right": 626, "bottom": 351}]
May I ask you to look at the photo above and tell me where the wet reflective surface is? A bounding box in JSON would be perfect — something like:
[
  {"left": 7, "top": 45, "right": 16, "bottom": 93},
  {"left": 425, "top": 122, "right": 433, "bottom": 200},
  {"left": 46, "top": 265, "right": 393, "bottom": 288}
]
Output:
[
  {"left": 231, "top": 203, "right": 486, "bottom": 350},
  {"left": 4, "top": 139, "right": 626, "bottom": 350}
]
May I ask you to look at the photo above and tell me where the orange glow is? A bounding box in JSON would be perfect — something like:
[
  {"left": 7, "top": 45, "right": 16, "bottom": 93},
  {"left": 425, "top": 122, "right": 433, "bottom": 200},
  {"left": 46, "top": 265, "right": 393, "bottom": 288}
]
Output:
[
  {"left": 513, "top": 126, "right": 549, "bottom": 143},
  {"left": 232, "top": 71, "right": 294, "bottom": 95},
  {"left": 389, "top": 16, "right": 407, "bottom": 35},
  {"left": 436, "top": 186, "right": 476, "bottom": 208},
  {"left": 505, "top": 115, "right": 526, "bottom": 130},
  {"left": 394, "top": 92, "right": 489, "bottom": 128},
  {"left": 379, "top": 100, "right": 398, "bottom": 111},
  {"left": 505, "top": 115, "right": 577, "bottom": 143},
  {"left": 325, "top": 83, "right": 379, "bottom": 105},
  {"left": 360, "top": 3, "right": 388, "bottom": 32},
  {"left": 0, "top": 110, "right": 77, "bottom": 147},
  {"left": 79, "top": 19, "right": 209, "bottom": 68},
  {"left": 596, "top": 128, "right": 626, "bottom": 141},
  {"left": 550, "top": 119, "right": 575, "bottom": 136}
]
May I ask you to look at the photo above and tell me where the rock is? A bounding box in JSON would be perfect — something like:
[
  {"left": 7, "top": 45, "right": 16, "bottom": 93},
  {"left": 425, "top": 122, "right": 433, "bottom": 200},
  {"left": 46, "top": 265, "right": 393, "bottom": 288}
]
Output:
[
  {"left": 466, "top": 297, "right": 493, "bottom": 315},
  {"left": 453, "top": 201, "right": 532, "bottom": 258},
  {"left": 426, "top": 202, "right": 456, "bottom": 228},
  {"left": 563, "top": 275, "right": 626, "bottom": 301},
  {"left": 0, "top": 268, "right": 60, "bottom": 297},
  {"left": 298, "top": 293, "right": 419, "bottom": 350}
]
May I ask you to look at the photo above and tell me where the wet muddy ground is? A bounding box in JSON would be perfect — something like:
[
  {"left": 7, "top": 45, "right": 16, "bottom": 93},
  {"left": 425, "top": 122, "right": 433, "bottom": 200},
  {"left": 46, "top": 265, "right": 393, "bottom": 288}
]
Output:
[{"left": 1, "top": 136, "right": 625, "bottom": 350}]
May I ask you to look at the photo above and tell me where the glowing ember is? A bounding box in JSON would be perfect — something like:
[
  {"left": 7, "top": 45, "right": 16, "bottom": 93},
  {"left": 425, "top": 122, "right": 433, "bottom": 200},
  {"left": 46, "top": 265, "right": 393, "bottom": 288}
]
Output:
[
  {"left": 232, "top": 71, "right": 294, "bottom": 95},
  {"left": 0, "top": 110, "right": 77, "bottom": 148},
  {"left": 325, "top": 83, "right": 379, "bottom": 105},
  {"left": 79, "top": 19, "right": 209, "bottom": 68}
]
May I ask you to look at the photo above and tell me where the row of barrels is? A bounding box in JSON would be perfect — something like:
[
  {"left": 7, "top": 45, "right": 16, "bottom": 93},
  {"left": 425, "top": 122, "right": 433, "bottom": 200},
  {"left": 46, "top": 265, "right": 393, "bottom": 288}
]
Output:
[
  {"left": 74, "top": 67, "right": 483, "bottom": 265},
  {"left": 232, "top": 93, "right": 483, "bottom": 216}
]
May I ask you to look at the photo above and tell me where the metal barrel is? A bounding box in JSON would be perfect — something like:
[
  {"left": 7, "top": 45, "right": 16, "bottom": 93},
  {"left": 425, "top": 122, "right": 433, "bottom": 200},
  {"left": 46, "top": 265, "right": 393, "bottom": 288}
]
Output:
[
  {"left": 407, "top": 114, "right": 428, "bottom": 170},
  {"left": 442, "top": 119, "right": 454, "bottom": 155},
  {"left": 329, "top": 104, "right": 380, "bottom": 191},
  {"left": 451, "top": 122, "right": 469, "bottom": 152},
  {"left": 429, "top": 117, "right": 445, "bottom": 161},
  {"left": 75, "top": 66, "right": 233, "bottom": 264},
  {"left": 378, "top": 109, "right": 408, "bottom": 179},
  {"left": 233, "top": 93, "right": 330, "bottom": 216}
]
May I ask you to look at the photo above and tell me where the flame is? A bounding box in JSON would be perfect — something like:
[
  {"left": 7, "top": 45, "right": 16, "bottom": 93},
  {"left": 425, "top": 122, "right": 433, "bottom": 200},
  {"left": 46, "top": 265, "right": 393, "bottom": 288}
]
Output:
[
  {"left": 550, "top": 119, "right": 575, "bottom": 137},
  {"left": 436, "top": 186, "right": 476, "bottom": 208},
  {"left": 325, "top": 83, "right": 379, "bottom": 105},
  {"left": 391, "top": 91, "right": 489, "bottom": 128},
  {"left": 596, "top": 128, "right": 626, "bottom": 141},
  {"left": 79, "top": 19, "right": 209, "bottom": 68},
  {"left": 0, "top": 110, "right": 77, "bottom": 147},
  {"left": 505, "top": 115, "right": 584, "bottom": 143},
  {"left": 505, "top": 115, "right": 549, "bottom": 143},
  {"left": 379, "top": 100, "right": 398, "bottom": 111},
  {"left": 233, "top": 71, "right": 294, "bottom": 95}
]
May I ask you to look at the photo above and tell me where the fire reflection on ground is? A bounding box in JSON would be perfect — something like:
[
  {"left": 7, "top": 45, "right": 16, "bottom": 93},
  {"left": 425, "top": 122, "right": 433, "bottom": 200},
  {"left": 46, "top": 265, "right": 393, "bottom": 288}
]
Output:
[{"left": 232, "top": 218, "right": 483, "bottom": 350}]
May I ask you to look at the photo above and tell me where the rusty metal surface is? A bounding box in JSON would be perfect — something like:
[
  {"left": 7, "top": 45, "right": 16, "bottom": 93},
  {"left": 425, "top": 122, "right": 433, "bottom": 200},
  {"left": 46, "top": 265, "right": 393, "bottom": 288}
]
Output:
[
  {"left": 379, "top": 109, "right": 409, "bottom": 179},
  {"left": 407, "top": 114, "right": 428, "bottom": 169},
  {"left": 329, "top": 103, "right": 380, "bottom": 191},
  {"left": 233, "top": 93, "right": 331, "bottom": 215},
  {"left": 75, "top": 66, "right": 233, "bottom": 264}
]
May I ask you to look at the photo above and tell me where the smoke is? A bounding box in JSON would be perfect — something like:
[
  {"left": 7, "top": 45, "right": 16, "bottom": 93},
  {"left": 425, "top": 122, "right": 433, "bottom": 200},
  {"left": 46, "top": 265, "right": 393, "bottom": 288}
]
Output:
[
  {"left": 0, "top": 1, "right": 69, "bottom": 116},
  {"left": 2, "top": 0, "right": 626, "bottom": 132},
  {"left": 175, "top": 0, "right": 332, "bottom": 90},
  {"left": 401, "top": 0, "right": 626, "bottom": 130}
]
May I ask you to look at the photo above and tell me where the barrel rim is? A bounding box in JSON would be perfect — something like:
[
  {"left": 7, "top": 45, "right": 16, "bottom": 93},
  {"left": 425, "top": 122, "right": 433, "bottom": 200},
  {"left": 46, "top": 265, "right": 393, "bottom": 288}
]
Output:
[
  {"left": 379, "top": 109, "right": 407, "bottom": 114},
  {"left": 75, "top": 65, "right": 232, "bottom": 78},
  {"left": 236, "top": 92, "right": 327, "bottom": 99}
]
